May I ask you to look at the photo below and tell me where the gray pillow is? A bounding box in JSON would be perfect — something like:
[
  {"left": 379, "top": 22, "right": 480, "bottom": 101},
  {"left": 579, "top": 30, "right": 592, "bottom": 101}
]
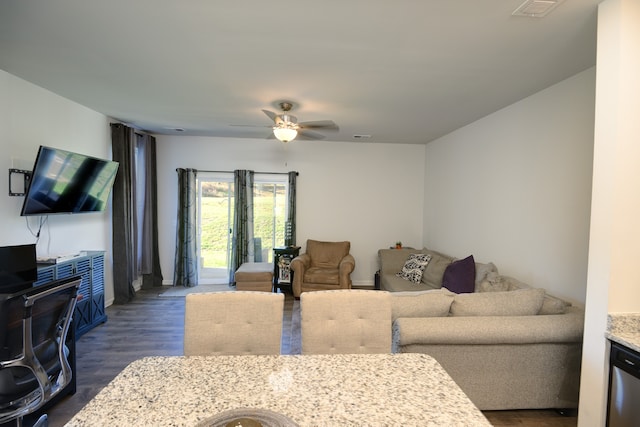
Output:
[
  {"left": 379, "top": 248, "right": 425, "bottom": 274},
  {"left": 478, "top": 273, "right": 529, "bottom": 293},
  {"left": 420, "top": 247, "right": 454, "bottom": 288},
  {"left": 478, "top": 271, "right": 510, "bottom": 292},
  {"left": 390, "top": 289, "right": 455, "bottom": 320},
  {"left": 474, "top": 262, "right": 498, "bottom": 290},
  {"left": 450, "top": 288, "right": 545, "bottom": 317}
]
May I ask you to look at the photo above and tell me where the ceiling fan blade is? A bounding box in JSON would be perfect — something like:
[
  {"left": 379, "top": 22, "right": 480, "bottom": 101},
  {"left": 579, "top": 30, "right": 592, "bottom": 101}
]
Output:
[
  {"left": 230, "top": 124, "right": 271, "bottom": 127},
  {"left": 262, "top": 110, "right": 278, "bottom": 122},
  {"left": 297, "top": 129, "right": 327, "bottom": 140},
  {"left": 298, "top": 120, "right": 339, "bottom": 131}
]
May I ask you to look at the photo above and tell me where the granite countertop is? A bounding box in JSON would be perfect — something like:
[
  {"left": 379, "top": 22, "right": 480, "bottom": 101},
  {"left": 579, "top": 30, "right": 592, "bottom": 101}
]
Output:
[
  {"left": 606, "top": 313, "right": 640, "bottom": 353},
  {"left": 65, "top": 353, "right": 490, "bottom": 427}
]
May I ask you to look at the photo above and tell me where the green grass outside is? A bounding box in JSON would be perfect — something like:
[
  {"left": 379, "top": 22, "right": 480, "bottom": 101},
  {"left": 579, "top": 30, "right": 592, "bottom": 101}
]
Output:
[{"left": 200, "top": 194, "right": 286, "bottom": 268}]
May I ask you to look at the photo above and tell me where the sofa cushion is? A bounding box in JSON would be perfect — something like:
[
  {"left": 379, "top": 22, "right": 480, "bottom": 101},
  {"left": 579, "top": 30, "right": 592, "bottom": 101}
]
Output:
[
  {"left": 503, "top": 275, "right": 530, "bottom": 291},
  {"left": 539, "top": 294, "right": 571, "bottom": 315},
  {"left": 304, "top": 267, "right": 339, "bottom": 285},
  {"left": 306, "top": 239, "right": 350, "bottom": 269},
  {"left": 421, "top": 247, "right": 454, "bottom": 288},
  {"left": 442, "top": 255, "right": 476, "bottom": 294},
  {"left": 450, "top": 288, "right": 546, "bottom": 316},
  {"left": 390, "top": 289, "right": 455, "bottom": 320},
  {"left": 379, "top": 248, "right": 423, "bottom": 273},
  {"left": 380, "top": 274, "right": 440, "bottom": 292},
  {"left": 396, "top": 253, "right": 432, "bottom": 284}
]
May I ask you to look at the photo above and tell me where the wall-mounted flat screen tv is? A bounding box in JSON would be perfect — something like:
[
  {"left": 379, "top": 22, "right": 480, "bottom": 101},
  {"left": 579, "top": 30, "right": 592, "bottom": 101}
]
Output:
[{"left": 21, "top": 146, "right": 119, "bottom": 216}]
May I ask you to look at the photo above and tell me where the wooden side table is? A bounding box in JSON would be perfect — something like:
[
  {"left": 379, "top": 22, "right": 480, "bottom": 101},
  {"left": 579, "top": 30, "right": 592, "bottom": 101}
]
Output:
[{"left": 273, "top": 246, "right": 300, "bottom": 293}]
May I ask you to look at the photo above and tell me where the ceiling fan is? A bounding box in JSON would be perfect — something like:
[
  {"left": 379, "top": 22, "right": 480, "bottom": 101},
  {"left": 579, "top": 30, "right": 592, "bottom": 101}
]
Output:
[{"left": 234, "top": 101, "right": 339, "bottom": 143}]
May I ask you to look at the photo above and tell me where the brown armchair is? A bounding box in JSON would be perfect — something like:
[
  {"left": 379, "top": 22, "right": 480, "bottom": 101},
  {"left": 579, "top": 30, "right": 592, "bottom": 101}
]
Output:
[{"left": 290, "top": 239, "right": 355, "bottom": 298}]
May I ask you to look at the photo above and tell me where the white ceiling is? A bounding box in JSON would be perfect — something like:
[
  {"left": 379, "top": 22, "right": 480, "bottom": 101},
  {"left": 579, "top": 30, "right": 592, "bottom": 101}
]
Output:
[{"left": 0, "top": 0, "right": 602, "bottom": 144}]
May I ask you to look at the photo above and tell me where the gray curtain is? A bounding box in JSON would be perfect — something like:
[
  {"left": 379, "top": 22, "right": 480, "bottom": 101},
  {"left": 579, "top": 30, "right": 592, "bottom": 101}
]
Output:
[
  {"left": 110, "top": 123, "right": 138, "bottom": 304},
  {"left": 229, "top": 170, "right": 254, "bottom": 283},
  {"left": 111, "top": 124, "right": 164, "bottom": 303},
  {"left": 174, "top": 168, "right": 199, "bottom": 287},
  {"left": 137, "top": 134, "right": 164, "bottom": 289},
  {"left": 286, "top": 171, "right": 298, "bottom": 246}
]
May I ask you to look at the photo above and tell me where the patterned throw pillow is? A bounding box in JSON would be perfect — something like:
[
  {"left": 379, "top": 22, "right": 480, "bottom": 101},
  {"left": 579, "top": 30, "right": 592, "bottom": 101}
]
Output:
[{"left": 396, "top": 254, "right": 432, "bottom": 284}]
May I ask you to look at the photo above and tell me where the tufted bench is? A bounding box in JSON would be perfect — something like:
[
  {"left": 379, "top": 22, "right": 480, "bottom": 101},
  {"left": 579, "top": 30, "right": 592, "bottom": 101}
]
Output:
[{"left": 235, "top": 262, "right": 274, "bottom": 292}]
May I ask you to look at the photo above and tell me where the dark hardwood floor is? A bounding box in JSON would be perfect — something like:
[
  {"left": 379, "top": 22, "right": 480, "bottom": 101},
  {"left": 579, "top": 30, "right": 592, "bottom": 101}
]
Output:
[{"left": 41, "top": 288, "right": 576, "bottom": 427}]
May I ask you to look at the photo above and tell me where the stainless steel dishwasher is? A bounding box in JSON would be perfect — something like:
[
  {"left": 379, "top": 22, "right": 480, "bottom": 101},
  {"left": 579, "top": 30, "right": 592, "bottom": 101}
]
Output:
[{"left": 607, "top": 341, "right": 640, "bottom": 427}]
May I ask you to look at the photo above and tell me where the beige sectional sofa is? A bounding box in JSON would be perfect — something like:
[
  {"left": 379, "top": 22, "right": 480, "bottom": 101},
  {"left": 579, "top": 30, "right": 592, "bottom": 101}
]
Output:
[
  {"left": 379, "top": 247, "right": 584, "bottom": 411},
  {"left": 377, "top": 248, "right": 455, "bottom": 292}
]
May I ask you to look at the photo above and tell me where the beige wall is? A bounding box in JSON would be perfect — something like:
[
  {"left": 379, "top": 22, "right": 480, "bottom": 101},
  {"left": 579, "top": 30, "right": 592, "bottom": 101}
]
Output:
[
  {"left": 155, "top": 136, "right": 427, "bottom": 286},
  {"left": 579, "top": 0, "right": 640, "bottom": 424},
  {"left": 423, "top": 68, "right": 595, "bottom": 304},
  {"left": 0, "top": 70, "right": 115, "bottom": 303}
]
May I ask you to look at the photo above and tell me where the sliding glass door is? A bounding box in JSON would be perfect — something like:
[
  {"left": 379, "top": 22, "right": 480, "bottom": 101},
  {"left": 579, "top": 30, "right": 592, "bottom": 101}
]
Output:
[
  {"left": 253, "top": 174, "right": 288, "bottom": 264},
  {"left": 197, "top": 172, "right": 287, "bottom": 283},
  {"left": 198, "top": 173, "right": 233, "bottom": 283}
]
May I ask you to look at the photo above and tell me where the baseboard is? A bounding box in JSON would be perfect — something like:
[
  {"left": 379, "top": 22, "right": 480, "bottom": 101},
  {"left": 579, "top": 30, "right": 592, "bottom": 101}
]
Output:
[
  {"left": 158, "top": 280, "right": 373, "bottom": 289},
  {"left": 352, "top": 280, "right": 375, "bottom": 290}
]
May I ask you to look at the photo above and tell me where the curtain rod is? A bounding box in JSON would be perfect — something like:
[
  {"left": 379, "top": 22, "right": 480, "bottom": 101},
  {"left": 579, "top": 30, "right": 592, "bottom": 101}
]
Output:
[
  {"left": 176, "top": 169, "right": 298, "bottom": 176},
  {"left": 110, "top": 122, "right": 151, "bottom": 137}
]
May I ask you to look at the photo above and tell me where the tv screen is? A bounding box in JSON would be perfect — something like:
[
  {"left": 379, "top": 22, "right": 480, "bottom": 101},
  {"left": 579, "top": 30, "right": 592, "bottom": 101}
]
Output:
[
  {"left": 0, "top": 244, "right": 37, "bottom": 293},
  {"left": 21, "top": 146, "right": 119, "bottom": 216}
]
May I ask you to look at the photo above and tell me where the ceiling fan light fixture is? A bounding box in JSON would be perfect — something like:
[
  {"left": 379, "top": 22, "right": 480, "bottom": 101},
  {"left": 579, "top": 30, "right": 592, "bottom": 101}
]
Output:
[{"left": 273, "top": 126, "right": 298, "bottom": 143}]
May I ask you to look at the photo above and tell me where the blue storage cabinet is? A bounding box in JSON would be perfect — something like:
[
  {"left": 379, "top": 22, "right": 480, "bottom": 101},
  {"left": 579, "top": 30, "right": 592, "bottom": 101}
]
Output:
[{"left": 35, "top": 251, "right": 107, "bottom": 338}]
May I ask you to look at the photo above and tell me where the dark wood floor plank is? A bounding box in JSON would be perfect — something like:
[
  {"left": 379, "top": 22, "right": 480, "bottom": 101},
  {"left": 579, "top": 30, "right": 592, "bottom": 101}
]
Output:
[{"left": 42, "top": 288, "right": 576, "bottom": 427}]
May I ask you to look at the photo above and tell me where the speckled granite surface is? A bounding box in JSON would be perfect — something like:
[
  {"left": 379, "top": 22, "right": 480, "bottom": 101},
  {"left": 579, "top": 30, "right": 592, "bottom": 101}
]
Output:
[
  {"left": 65, "top": 353, "right": 490, "bottom": 427},
  {"left": 606, "top": 313, "right": 640, "bottom": 353}
]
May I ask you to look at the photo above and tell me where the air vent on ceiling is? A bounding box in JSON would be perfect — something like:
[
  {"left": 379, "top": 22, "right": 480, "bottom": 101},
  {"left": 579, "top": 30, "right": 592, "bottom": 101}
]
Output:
[{"left": 512, "top": 0, "right": 565, "bottom": 18}]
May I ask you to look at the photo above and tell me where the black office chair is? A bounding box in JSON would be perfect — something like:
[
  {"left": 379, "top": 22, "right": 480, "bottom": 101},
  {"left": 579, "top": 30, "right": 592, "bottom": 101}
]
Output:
[{"left": 0, "top": 277, "right": 80, "bottom": 427}]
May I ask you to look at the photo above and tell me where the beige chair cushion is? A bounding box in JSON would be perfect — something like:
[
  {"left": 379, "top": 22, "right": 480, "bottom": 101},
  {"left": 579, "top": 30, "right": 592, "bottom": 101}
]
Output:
[
  {"left": 184, "top": 291, "right": 284, "bottom": 356},
  {"left": 304, "top": 267, "right": 339, "bottom": 285},
  {"left": 301, "top": 289, "right": 392, "bottom": 354},
  {"left": 307, "top": 239, "right": 350, "bottom": 269}
]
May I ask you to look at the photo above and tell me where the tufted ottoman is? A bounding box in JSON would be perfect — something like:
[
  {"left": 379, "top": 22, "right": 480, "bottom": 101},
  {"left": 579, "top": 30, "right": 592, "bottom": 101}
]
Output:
[{"left": 235, "top": 262, "right": 274, "bottom": 292}]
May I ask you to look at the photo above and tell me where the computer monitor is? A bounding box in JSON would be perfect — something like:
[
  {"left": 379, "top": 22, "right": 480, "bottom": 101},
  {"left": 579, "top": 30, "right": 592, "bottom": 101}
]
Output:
[{"left": 0, "top": 244, "right": 37, "bottom": 294}]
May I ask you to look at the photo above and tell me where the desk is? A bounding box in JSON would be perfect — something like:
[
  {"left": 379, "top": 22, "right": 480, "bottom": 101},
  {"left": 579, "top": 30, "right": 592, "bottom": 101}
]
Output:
[{"left": 65, "top": 353, "right": 490, "bottom": 426}]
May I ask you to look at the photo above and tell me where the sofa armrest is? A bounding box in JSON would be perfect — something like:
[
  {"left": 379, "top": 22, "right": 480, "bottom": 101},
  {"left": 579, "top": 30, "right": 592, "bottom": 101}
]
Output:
[
  {"left": 339, "top": 254, "right": 355, "bottom": 273},
  {"left": 290, "top": 253, "right": 310, "bottom": 271},
  {"left": 339, "top": 254, "right": 355, "bottom": 287},
  {"left": 393, "top": 306, "right": 584, "bottom": 347},
  {"left": 290, "top": 254, "right": 311, "bottom": 296}
]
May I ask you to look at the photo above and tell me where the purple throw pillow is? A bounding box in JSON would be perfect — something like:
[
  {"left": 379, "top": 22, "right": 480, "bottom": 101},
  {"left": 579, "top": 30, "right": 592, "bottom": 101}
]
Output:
[{"left": 442, "top": 255, "right": 476, "bottom": 294}]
